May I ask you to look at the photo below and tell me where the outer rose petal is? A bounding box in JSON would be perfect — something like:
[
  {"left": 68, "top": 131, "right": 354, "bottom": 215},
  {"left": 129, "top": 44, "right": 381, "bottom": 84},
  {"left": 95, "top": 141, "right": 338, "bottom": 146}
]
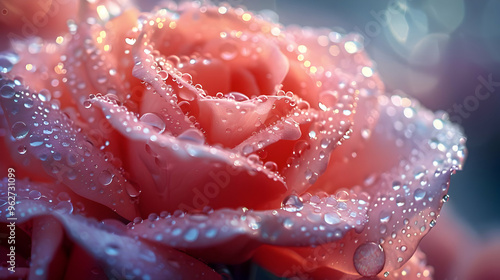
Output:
[
  {"left": 128, "top": 190, "right": 368, "bottom": 263},
  {"left": 0, "top": 179, "right": 221, "bottom": 280},
  {"left": 0, "top": 76, "right": 138, "bottom": 220},
  {"left": 253, "top": 93, "right": 466, "bottom": 277}
]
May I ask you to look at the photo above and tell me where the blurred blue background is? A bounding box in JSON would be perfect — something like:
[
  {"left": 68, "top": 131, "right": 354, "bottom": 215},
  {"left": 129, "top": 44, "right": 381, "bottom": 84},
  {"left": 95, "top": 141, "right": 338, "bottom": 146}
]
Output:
[{"left": 228, "top": 0, "right": 500, "bottom": 234}]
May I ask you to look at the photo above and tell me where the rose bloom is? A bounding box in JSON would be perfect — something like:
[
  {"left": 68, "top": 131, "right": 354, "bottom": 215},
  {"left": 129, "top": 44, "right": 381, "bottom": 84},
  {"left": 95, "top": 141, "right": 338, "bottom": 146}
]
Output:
[{"left": 0, "top": 1, "right": 468, "bottom": 279}]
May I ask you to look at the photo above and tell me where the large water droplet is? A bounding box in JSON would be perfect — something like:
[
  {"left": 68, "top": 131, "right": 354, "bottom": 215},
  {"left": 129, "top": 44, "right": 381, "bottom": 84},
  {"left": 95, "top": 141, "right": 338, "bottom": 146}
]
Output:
[
  {"left": 28, "top": 190, "right": 42, "bottom": 200},
  {"left": 353, "top": 242, "right": 385, "bottom": 277},
  {"left": 281, "top": 195, "right": 304, "bottom": 212},
  {"left": 379, "top": 210, "right": 391, "bottom": 223},
  {"left": 283, "top": 218, "right": 294, "bottom": 229},
  {"left": 324, "top": 212, "right": 341, "bottom": 225},
  {"left": 99, "top": 170, "right": 113, "bottom": 186},
  {"left": 318, "top": 90, "right": 338, "bottom": 111},
  {"left": 29, "top": 135, "right": 44, "bottom": 147},
  {"left": 105, "top": 243, "right": 120, "bottom": 256},
  {"left": 11, "top": 121, "right": 29, "bottom": 140},
  {"left": 54, "top": 200, "right": 73, "bottom": 214},
  {"left": 140, "top": 113, "right": 166, "bottom": 134},
  {"left": 392, "top": 181, "right": 401, "bottom": 191},
  {"left": 0, "top": 52, "right": 18, "bottom": 73},
  {"left": 414, "top": 188, "right": 426, "bottom": 201},
  {"left": 226, "top": 92, "right": 250, "bottom": 101},
  {"left": 220, "top": 42, "right": 238, "bottom": 60},
  {"left": 38, "top": 89, "right": 51, "bottom": 102}
]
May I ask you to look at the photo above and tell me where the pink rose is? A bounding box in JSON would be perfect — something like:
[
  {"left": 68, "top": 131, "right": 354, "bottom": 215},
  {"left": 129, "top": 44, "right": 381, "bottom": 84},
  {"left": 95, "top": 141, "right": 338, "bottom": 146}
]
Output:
[{"left": 0, "top": 1, "right": 466, "bottom": 279}]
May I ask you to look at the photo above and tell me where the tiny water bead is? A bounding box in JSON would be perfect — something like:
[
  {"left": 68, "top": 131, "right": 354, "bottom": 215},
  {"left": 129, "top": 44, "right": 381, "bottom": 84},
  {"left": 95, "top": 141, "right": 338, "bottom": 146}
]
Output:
[{"left": 353, "top": 242, "right": 385, "bottom": 277}]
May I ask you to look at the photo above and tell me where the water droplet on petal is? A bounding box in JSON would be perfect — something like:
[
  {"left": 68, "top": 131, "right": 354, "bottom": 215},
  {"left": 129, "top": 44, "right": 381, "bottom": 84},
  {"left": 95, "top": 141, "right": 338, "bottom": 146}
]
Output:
[
  {"left": 98, "top": 170, "right": 113, "bottom": 186},
  {"left": 28, "top": 190, "right": 42, "bottom": 200},
  {"left": 429, "top": 219, "right": 437, "bottom": 228},
  {"left": 29, "top": 135, "right": 44, "bottom": 147},
  {"left": 414, "top": 188, "right": 426, "bottom": 201},
  {"left": 105, "top": 243, "right": 120, "bottom": 256},
  {"left": 324, "top": 212, "right": 341, "bottom": 225},
  {"left": 178, "top": 128, "right": 205, "bottom": 144},
  {"left": 126, "top": 182, "right": 141, "bottom": 198},
  {"left": 353, "top": 242, "right": 385, "bottom": 277},
  {"left": 379, "top": 210, "right": 391, "bottom": 223},
  {"left": 281, "top": 195, "right": 304, "bottom": 212},
  {"left": 140, "top": 113, "right": 166, "bottom": 134},
  {"left": 38, "top": 89, "right": 51, "bottom": 102},
  {"left": 0, "top": 85, "right": 15, "bottom": 98},
  {"left": 279, "top": 218, "right": 293, "bottom": 229},
  {"left": 11, "top": 121, "right": 29, "bottom": 140},
  {"left": 220, "top": 42, "right": 238, "bottom": 60},
  {"left": 318, "top": 90, "right": 338, "bottom": 111}
]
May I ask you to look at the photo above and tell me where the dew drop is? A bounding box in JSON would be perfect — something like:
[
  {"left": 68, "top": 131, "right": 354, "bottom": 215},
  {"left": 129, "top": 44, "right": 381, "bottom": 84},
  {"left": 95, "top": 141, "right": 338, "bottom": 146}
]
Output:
[
  {"left": 29, "top": 135, "right": 44, "bottom": 147},
  {"left": 28, "top": 190, "right": 42, "bottom": 200},
  {"left": 54, "top": 200, "right": 73, "bottom": 214},
  {"left": 392, "top": 181, "right": 401, "bottom": 191},
  {"left": 283, "top": 218, "right": 294, "bottom": 229},
  {"left": 126, "top": 182, "right": 141, "bottom": 198},
  {"left": 442, "top": 194, "right": 450, "bottom": 202},
  {"left": 220, "top": 42, "right": 238, "bottom": 60},
  {"left": 324, "top": 212, "right": 341, "bottom": 225},
  {"left": 139, "top": 249, "right": 156, "bottom": 263},
  {"left": 38, "top": 89, "right": 51, "bottom": 102},
  {"left": 11, "top": 121, "right": 29, "bottom": 140},
  {"left": 281, "top": 195, "right": 304, "bottom": 212},
  {"left": 396, "top": 196, "right": 405, "bottom": 207},
  {"left": 353, "top": 242, "right": 385, "bottom": 277},
  {"left": 205, "top": 228, "right": 217, "bottom": 238},
  {"left": 105, "top": 243, "right": 120, "bottom": 256},
  {"left": 0, "top": 85, "right": 15, "bottom": 98},
  {"left": 35, "top": 268, "right": 44, "bottom": 276},
  {"left": 140, "top": 113, "right": 166, "bottom": 133},
  {"left": 414, "top": 188, "right": 426, "bottom": 201},
  {"left": 98, "top": 170, "right": 113, "bottom": 186},
  {"left": 263, "top": 161, "right": 278, "bottom": 172},
  {"left": 379, "top": 210, "right": 391, "bottom": 223},
  {"left": 178, "top": 128, "right": 205, "bottom": 144},
  {"left": 429, "top": 219, "right": 436, "bottom": 228},
  {"left": 0, "top": 52, "right": 17, "bottom": 73},
  {"left": 184, "top": 228, "right": 199, "bottom": 242},
  {"left": 318, "top": 90, "right": 338, "bottom": 111},
  {"left": 23, "top": 98, "right": 34, "bottom": 108}
]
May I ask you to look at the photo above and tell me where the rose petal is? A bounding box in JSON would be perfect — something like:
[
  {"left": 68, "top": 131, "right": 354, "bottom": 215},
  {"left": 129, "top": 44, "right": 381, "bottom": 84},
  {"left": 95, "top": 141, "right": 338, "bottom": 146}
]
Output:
[
  {"left": 196, "top": 95, "right": 299, "bottom": 147},
  {"left": 0, "top": 179, "right": 220, "bottom": 279},
  {"left": 90, "top": 95, "right": 288, "bottom": 214},
  {"left": 128, "top": 190, "right": 368, "bottom": 264},
  {"left": 0, "top": 76, "right": 138, "bottom": 220},
  {"left": 253, "top": 93, "right": 466, "bottom": 276}
]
